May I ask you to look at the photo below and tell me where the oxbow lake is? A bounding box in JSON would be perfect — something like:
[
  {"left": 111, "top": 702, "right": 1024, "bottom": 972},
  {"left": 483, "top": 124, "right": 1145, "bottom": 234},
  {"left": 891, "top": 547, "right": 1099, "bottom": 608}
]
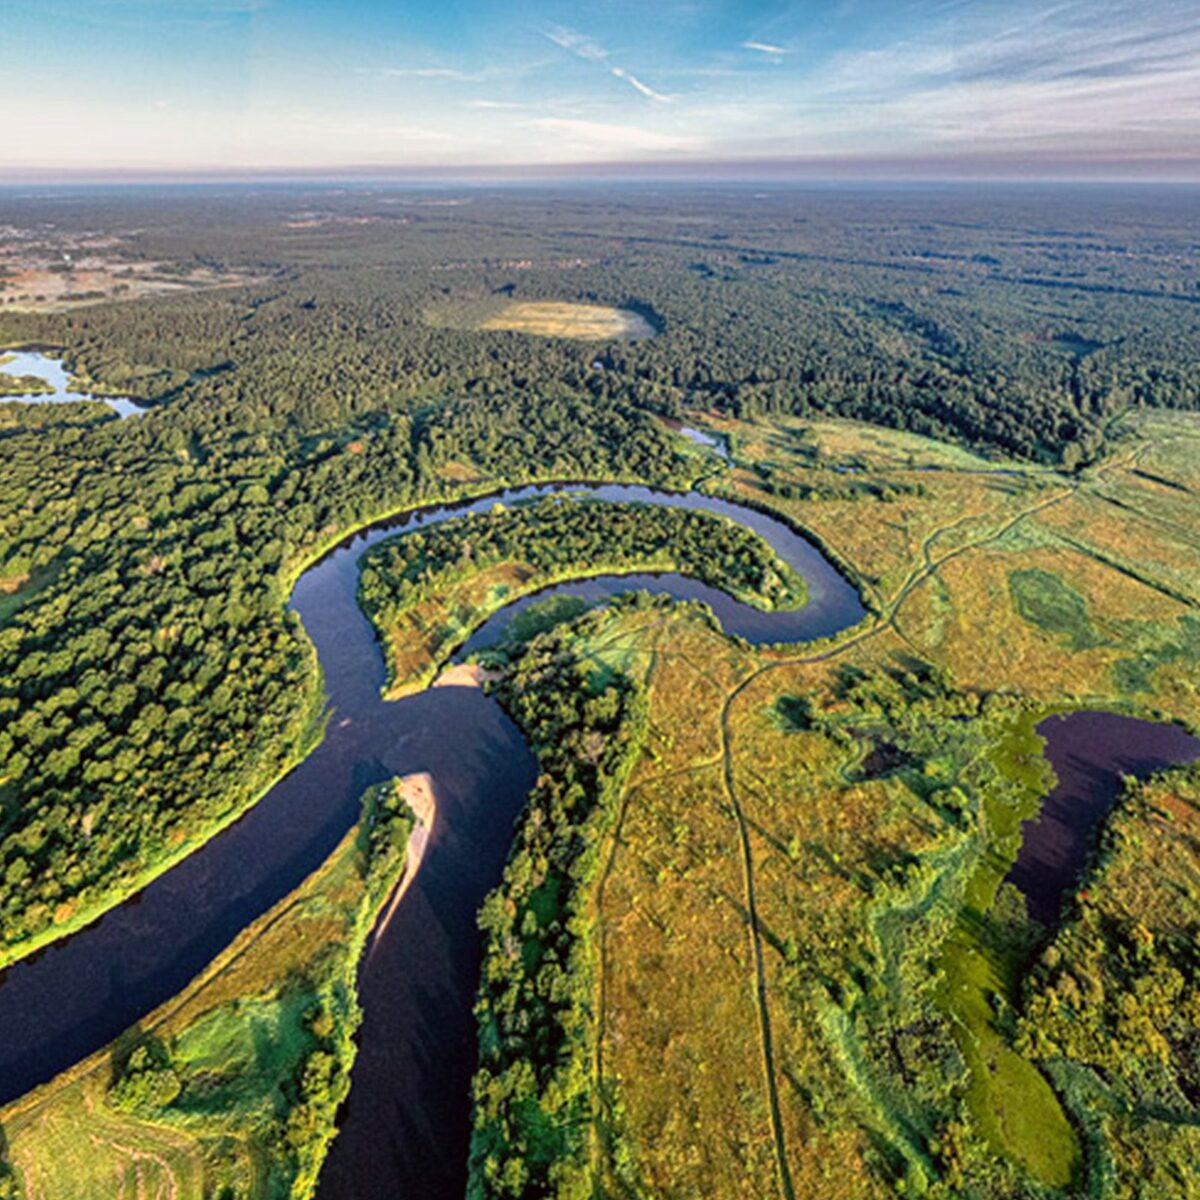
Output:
[{"left": 0, "top": 348, "right": 147, "bottom": 418}]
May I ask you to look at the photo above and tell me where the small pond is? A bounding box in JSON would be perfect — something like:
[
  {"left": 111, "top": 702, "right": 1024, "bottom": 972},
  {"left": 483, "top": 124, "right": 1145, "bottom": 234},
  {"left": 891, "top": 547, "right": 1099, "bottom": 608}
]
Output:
[{"left": 1007, "top": 710, "right": 1200, "bottom": 925}]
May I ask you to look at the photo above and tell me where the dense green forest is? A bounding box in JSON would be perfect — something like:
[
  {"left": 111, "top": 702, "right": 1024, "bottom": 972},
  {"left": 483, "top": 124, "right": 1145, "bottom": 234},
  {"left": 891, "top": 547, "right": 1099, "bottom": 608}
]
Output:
[
  {"left": 0, "top": 333, "right": 688, "bottom": 962},
  {"left": 4, "top": 186, "right": 1199, "bottom": 464},
  {"left": 359, "top": 495, "right": 806, "bottom": 621},
  {"left": 0, "top": 185, "right": 1198, "bottom": 1199},
  {"left": 468, "top": 598, "right": 653, "bottom": 1198}
]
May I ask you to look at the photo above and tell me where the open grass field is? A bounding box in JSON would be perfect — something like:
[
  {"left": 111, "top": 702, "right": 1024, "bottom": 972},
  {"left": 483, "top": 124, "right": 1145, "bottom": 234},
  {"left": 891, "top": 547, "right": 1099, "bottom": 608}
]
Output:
[
  {"left": 426, "top": 296, "right": 657, "bottom": 340},
  {"left": 0, "top": 779, "right": 421, "bottom": 1200},
  {"left": 545, "top": 408, "right": 1200, "bottom": 1197},
  {"left": 478, "top": 301, "right": 656, "bottom": 340}
]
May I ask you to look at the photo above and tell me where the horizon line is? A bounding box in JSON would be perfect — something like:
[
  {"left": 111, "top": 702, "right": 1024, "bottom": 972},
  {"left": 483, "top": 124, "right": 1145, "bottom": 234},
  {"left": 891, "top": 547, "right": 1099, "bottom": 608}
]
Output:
[{"left": 2, "top": 153, "right": 1199, "bottom": 188}]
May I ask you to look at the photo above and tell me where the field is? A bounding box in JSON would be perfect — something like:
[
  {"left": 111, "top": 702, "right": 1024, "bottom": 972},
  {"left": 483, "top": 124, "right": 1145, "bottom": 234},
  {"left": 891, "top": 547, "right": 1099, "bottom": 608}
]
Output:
[
  {"left": 0, "top": 230, "right": 258, "bottom": 312},
  {"left": 0, "top": 778, "right": 422, "bottom": 1200},
  {"left": 491, "top": 407, "right": 1200, "bottom": 1197},
  {"left": 478, "top": 301, "right": 656, "bottom": 340},
  {"left": 427, "top": 296, "right": 657, "bottom": 340}
]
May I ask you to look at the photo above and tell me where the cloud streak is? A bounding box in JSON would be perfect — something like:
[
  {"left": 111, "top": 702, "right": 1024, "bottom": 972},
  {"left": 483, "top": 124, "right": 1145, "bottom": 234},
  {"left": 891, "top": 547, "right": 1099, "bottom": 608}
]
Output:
[
  {"left": 544, "top": 23, "right": 674, "bottom": 102},
  {"left": 742, "top": 40, "right": 791, "bottom": 56}
]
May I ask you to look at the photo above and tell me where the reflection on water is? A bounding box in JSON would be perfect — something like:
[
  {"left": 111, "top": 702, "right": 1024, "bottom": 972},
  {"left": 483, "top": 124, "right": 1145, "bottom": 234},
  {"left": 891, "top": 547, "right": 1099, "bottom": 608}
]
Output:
[
  {"left": 0, "top": 348, "right": 147, "bottom": 418},
  {"left": 1007, "top": 710, "right": 1200, "bottom": 925},
  {"left": 679, "top": 424, "right": 731, "bottom": 461}
]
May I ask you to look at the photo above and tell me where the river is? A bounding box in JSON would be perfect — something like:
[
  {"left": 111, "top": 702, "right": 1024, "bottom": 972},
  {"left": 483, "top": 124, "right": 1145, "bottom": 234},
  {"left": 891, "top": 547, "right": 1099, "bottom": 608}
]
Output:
[
  {"left": 0, "top": 481, "right": 865, "bottom": 1199},
  {"left": 1, "top": 480, "right": 1195, "bottom": 1197}
]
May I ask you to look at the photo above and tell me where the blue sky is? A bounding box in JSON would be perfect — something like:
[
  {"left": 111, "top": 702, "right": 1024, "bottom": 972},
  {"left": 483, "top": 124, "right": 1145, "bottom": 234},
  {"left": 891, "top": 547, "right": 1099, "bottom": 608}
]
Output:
[{"left": 5, "top": 0, "right": 1199, "bottom": 176}]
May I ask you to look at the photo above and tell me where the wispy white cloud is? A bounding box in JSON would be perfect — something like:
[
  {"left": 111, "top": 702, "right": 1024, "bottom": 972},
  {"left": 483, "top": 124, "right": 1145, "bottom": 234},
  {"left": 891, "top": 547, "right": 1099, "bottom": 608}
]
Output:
[
  {"left": 793, "top": 0, "right": 1200, "bottom": 155},
  {"left": 544, "top": 24, "right": 608, "bottom": 63},
  {"left": 365, "top": 66, "right": 485, "bottom": 82},
  {"left": 543, "top": 23, "right": 674, "bottom": 102},
  {"left": 610, "top": 66, "right": 673, "bottom": 103},
  {"left": 742, "top": 40, "right": 791, "bottom": 57}
]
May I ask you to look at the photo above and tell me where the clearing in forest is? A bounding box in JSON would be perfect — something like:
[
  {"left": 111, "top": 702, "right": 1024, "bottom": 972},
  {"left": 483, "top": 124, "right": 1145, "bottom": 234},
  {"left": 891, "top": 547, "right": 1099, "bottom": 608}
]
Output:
[{"left": 479, "top": 300, "right": 656, "bottom": 339}]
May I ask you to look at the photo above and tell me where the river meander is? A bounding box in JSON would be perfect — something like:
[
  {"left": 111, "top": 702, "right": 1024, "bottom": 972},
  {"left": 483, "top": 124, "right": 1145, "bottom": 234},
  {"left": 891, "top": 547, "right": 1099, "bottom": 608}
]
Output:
[
  {"left": 1, "top": 480, "right": 1195, "bottom": 1200},
  {"left": 0, "top": 481, "right": 865, "bottom": 1199}
]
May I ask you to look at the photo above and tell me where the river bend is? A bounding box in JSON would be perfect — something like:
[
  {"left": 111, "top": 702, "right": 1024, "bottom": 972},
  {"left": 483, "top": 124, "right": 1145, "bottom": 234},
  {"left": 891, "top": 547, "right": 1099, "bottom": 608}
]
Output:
[{"left": 0, "top": 482, "right": 865, "bottom": 1198}]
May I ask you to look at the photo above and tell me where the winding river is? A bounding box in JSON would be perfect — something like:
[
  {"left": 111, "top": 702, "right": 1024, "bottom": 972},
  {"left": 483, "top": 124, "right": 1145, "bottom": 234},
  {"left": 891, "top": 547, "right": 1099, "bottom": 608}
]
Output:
[
  {"left": 1, "top": 474, "right": 1196, "bottom": 1199},
  {"left": 0, "top": 482, "right": 865, "bottom": 1199},
  {"left": 0, "top": 454, "right": 1196, "bottom": 1200}
]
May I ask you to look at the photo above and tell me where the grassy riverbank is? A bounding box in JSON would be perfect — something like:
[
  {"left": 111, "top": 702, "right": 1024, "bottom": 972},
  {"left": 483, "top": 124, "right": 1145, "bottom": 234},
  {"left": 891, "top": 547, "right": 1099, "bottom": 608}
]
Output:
[{"left": 0, "top": 777, "right": 420, "bottom": 1200}]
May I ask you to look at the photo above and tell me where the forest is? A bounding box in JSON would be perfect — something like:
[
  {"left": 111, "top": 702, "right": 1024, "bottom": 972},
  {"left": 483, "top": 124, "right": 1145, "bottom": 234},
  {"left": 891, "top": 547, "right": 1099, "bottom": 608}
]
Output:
[
  {"left": 357, "top": 495, "right": 806, "bottom": 692},
  {"left": 468, "top": 598, "right": 653, "bottom": 1198},
  {"left": 1, "top": 183, "right": 1199, "bottom": 1200}
]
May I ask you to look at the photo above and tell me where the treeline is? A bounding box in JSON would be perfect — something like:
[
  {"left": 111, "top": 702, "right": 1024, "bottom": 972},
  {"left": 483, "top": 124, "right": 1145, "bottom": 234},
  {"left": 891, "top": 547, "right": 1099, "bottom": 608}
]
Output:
[
  {"left": 359, "top": 496, "right": 807, "bottom": 625},
  {"left": 469, "top": 602, "right": 651, "bottom": 1198}
]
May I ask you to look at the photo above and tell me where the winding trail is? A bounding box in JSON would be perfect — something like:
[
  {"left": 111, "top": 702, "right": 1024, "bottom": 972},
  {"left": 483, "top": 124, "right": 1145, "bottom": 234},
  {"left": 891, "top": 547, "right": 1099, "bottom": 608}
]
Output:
[
  {"left": 626, "top": 439, "right": 1163, "bottom": 1198},
  {"left": 719, "top": 683, "right": 798, "bottom": 1200}
]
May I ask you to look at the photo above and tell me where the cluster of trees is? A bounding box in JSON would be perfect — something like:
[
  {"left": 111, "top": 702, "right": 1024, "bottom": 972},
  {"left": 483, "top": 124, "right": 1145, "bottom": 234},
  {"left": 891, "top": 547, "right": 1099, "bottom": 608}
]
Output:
[
  {"left": 359, "top": 496, "right": 806, "bottom": 628},
  {"left": 0, "top": 372, "right": 51, "bottom": 397},
  {"left": 0, "top": 304, "right": 687, "bottom": 961},
  {"left": 469, "top": 602, "right": 651, "bottom": 1198}
]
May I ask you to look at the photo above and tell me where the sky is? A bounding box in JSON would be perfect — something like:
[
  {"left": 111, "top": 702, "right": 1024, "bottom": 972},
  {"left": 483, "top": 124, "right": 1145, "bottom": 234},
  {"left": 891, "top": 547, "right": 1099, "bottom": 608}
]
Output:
[{"left": 4, "top": 0, "right": 1199, "bottom": 178}]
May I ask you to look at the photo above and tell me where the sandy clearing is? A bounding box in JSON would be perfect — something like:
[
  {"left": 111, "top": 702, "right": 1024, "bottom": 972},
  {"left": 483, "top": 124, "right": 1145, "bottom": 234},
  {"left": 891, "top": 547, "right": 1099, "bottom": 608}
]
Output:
[
  {"left": 431, "top": 662, "right": 501, "bottom": 690},
  {"left": 368, "top": 773, "right": 437, "bottom": 953}
]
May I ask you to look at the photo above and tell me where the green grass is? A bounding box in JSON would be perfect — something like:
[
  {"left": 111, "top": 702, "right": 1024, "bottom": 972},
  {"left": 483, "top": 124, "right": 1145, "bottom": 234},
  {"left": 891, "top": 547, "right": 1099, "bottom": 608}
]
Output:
[
  {"left": 936, "top": 713, "right": 1082, "bottom": 1190},
  {"left": 1008, "top": 568, "right": 1104, "bottom": 651},
  {"left": 0, "top": 778, "right": 418, "bottom": 1200}
]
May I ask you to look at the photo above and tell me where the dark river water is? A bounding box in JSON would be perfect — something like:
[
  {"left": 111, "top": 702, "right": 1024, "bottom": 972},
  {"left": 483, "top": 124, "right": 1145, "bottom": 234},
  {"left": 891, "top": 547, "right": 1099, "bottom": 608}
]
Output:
[
  {"left": 0, "top": 482, "right": 864, "bottom": 1198},
  {"left": 2, "top": 478, "right": 1196, "bottom": 1197},
  {"left": 1007, "top": 710, "right": 1200, "bottom": 925}
]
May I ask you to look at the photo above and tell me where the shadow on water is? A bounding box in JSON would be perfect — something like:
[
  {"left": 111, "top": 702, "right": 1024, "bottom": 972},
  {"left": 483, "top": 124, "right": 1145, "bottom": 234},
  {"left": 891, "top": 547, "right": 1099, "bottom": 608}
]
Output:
[
  {"left": 1006, "top": 710, "right": 1200, "bottom": 926},
  {"left": 0, "top": 481, "right": 866, "bottom": 1200}
]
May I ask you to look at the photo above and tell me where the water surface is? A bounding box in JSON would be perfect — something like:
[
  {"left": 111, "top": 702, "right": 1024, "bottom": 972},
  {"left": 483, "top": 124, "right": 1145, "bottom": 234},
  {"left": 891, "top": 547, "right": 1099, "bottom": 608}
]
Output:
[
  {"left": 1007, "top": 710, "right": 1200, "bottom": 925},
  {"left": 0, "top": 349, "right": 147, "bottom": 418}
]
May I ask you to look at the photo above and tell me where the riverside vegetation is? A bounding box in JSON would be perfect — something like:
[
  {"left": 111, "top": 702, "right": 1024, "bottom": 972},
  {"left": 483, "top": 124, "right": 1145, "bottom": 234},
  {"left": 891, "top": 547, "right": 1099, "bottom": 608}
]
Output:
[
  {"left": 357, "top": 496, "right": 807, "bottom": 695},
  {"left": 1, "top": 185, "right": 1199, "bottom": 1199},
  {"left": 0, "top": 777, "right": 417, "bottom": 1199}
]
